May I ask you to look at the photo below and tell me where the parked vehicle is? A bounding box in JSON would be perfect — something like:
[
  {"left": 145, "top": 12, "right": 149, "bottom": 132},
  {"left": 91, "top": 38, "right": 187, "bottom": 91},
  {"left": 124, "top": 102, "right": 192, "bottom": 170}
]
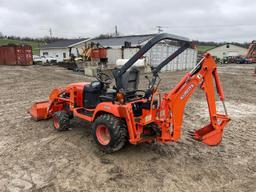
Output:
[
  {"left": 235, "top": 56, "right": 253, "bottom": 64},
  {"left": 222, "top": 56, "right": 236, "bottom": 64},
  {"left": 33, "top": 55, "right": 58, "bottom": 64}
]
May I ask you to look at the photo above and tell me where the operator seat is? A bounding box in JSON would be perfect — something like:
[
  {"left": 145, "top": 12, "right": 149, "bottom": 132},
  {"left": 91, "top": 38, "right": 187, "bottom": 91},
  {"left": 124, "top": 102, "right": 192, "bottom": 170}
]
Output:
[
  {"left": 100, "top": 67, "right": 140, "bottom": 102},
  {"left": 121, "top": 67, "right": 140, "bottom": 92},
  {"left": 83, "top": 81, "right": 104, "bottom": 109},
  {"left": 121, "top": 67, "right": 140, "bottom": 100},
  {"left": 87, "top": 67, "right": 140, "bottom": 104}
]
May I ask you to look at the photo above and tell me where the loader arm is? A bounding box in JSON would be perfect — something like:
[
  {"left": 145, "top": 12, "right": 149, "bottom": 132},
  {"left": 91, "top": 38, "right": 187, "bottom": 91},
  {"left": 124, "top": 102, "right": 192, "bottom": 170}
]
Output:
[{"left": 159, "top": 53, "right": 230, "bottom": 145}]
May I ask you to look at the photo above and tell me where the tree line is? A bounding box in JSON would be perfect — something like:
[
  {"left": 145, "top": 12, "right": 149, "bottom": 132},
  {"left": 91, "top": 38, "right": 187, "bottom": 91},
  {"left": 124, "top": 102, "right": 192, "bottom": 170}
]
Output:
[{"left": 0, "top": 32, "right": 68, "bottom": 43}]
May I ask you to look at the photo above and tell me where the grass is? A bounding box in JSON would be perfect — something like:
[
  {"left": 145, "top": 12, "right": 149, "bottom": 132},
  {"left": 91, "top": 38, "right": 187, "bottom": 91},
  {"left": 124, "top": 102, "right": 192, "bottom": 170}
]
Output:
[
  {"left": 197, "top": 45, "right": 216, "bottom": 53},
  {"left": 0, "top": 38, "right": 44, "bottom": 55}
]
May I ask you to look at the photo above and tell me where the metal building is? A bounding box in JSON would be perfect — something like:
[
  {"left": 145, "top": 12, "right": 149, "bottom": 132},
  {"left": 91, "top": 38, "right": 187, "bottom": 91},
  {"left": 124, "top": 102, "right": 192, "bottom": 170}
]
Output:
[
  {"left": 206, "top": 44, "right": 248, "bottom": 59},
  {"left": 89, "top": 34, "right": 197, "bottom": 72},
  {"left": 39, "top": 39, "right": 88, "bottom": 62}
]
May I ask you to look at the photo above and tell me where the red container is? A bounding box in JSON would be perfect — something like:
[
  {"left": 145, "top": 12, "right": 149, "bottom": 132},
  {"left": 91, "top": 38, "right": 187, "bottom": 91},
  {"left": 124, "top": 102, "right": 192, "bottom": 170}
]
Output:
[
  {"left": 91, "top": 48, "right": 107, "bottom": 59},
  {"left": 0, "top": 45, "right": 33, "bottom": 65},
  {"left": 99, "top": 48, "right": 107, "bottom": 58}
]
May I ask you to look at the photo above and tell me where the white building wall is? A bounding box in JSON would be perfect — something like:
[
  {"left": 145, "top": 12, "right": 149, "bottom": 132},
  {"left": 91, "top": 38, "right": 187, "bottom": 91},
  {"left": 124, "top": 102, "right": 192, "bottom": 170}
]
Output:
[
  {"left": 107, "top": 48, "right": 122, "bottom": 65},
  {"left": 207, "top": 44, "right": 247, "bottom": 59},
  {"left": 145, "top": 44, "right": 197, "bottom": 72},
  {"left": 39, "top": 42, "right": 88, "bottom": 62},
  {"left": 123, "top": 48, "right": 140, "bottom": 59},
  {"left": 105, "top": 44, "right": 197, "bottom": 72},
  {"left": 40, "top": 48, "right": 69, "bottom": 61}
]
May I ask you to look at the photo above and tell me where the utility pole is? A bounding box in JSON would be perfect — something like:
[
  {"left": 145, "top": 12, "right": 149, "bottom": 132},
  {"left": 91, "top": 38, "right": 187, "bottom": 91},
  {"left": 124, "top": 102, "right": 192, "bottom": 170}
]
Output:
[
  {"left": 156, "top": 26, "right": 168, "bottom": 33},
  {"left": 156, "top": 26, "right": 163, "bottom": 33},
  {"left": 115, "top": 25, "right": 118, "bottom": 36},
  {"left": 49, "top": 28, "right": 53, "bottom": 38}
]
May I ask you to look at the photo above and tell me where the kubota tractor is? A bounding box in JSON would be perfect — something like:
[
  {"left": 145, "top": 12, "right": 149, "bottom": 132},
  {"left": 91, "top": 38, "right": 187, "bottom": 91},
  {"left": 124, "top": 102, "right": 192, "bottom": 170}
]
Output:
[{"left": 28, "top": 33, "right": 230, "bottom": 153}]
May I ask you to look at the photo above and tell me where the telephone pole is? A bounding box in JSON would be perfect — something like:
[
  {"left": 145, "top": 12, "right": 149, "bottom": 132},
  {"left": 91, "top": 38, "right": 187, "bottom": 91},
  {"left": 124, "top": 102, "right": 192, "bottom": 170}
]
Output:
[
  {"left": 156, "top": 26, "right": 168, "bottom": 33},
  {"left": 115, "top": 25, "right": 118, "bottom": 36},
  {"left": 49, "top": 28, "right": 53, "bottom": 38}
]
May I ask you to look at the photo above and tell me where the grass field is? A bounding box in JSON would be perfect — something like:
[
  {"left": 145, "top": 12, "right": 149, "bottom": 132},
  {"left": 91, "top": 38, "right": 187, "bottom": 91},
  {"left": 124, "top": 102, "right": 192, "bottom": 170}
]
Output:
[
  {"left": 0, "top": 38, "right": 44, "bottom": 55},
  {"left": 197, "top": 45, "right": 216, "bottom": 53}
]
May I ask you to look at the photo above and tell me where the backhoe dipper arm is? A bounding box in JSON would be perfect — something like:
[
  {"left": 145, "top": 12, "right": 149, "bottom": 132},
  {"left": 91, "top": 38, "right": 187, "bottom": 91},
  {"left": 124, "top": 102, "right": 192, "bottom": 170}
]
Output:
[{"left": 159, "top": 53, "right": 230, "bottom": 146}]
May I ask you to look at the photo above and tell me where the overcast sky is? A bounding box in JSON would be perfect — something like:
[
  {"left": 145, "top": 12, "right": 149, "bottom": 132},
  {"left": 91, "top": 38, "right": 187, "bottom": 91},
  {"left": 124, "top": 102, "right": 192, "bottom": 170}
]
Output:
[{"left": 0, "top": 0, "right": 255, "bottom": 42}]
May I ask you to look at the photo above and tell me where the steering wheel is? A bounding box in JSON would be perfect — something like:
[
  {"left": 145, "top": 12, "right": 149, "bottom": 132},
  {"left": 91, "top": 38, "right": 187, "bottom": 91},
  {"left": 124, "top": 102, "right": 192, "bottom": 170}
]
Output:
[{"left": 96, "top": 71, "right": 112, "bottom": 84}]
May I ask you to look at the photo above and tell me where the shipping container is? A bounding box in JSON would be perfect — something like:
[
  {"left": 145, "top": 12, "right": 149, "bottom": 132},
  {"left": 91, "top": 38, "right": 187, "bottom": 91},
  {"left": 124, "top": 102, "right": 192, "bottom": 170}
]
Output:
[{"left": 0, "top": 45, "right": 33, "bottom": 65}]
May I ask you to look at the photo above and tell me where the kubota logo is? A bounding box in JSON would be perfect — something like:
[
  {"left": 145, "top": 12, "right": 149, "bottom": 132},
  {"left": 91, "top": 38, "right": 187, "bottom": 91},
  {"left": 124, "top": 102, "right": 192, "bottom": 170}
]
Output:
[{"left": 180, "top": 84, "right": 194, "bottom": 100}]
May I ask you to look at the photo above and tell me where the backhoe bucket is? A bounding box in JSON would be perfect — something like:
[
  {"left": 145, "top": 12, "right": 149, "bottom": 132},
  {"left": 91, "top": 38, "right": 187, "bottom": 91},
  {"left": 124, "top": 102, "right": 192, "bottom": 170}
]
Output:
[
  {"left": 28, "top": 101, "right": 51, "bottom": 121},
  {"left": 193, "top": 115, "right": 230, "bottom": 146},
  {"left": 193, "top": 124, "right": 223, "bottom": 146}
]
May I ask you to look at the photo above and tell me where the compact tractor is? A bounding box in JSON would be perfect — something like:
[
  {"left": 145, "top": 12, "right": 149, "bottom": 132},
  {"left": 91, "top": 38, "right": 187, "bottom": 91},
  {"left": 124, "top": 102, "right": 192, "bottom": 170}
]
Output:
[{"left": 29, "top": 33, "right": 230, "bottom": 153}]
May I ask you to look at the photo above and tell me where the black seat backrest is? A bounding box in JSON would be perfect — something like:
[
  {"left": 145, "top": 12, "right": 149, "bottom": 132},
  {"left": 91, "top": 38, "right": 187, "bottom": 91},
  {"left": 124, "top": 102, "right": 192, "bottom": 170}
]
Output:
[
  {"left": 121, "top": 67, "right": 140, "bottom": 92},
  {"left": 83, "top": 81, "right": 103, "bottom": 109}
]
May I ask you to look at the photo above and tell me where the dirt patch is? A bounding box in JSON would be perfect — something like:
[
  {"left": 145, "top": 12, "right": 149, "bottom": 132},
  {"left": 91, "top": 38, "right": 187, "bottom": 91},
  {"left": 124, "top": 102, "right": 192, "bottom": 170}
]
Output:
[{"left": 0, "top": 64, "right": 255, "bottom": 191}]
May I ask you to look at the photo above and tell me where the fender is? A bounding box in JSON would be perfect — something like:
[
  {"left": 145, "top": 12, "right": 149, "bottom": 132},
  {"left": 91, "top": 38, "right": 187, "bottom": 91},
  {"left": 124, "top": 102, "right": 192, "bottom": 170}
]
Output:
[
  {"left": 92, "top": 101, "right": 138, "bottom": 143},
  {"left": 92, "top": 102, "right": 125, "bottom": 121}
]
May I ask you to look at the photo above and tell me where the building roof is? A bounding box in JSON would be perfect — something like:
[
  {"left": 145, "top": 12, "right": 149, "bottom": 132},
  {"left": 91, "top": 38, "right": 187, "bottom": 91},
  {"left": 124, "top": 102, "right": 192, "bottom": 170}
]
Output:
[
  {"left": 89, "top": 33, "right": 190, "bottom": 47},
  {"left": 40, "top": 33, "right": 189, "bottom": 50},
  {"left": 40, "top": 38, "right": 88, "bottom": 49},
  {"left": 206, "top": 43, "right": 247, "bottom": 52},
  {"left": 88, "top": 34, "right": 156, "bottom": 47}
]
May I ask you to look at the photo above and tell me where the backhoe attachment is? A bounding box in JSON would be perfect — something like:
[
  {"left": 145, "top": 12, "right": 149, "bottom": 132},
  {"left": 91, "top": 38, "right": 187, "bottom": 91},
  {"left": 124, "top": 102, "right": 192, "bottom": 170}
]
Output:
[
  {"left": 189, "top": 55, "right": 230, "bottom": 145},
  {"left": 161, "top": 53, "right": 230, "bottom": 146}
]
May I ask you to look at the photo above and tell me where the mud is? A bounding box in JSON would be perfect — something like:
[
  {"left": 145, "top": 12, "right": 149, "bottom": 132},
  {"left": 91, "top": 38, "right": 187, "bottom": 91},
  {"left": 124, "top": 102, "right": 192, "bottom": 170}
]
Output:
[{"left": 0, "top": 64, "right": 255, "bottom": 192}]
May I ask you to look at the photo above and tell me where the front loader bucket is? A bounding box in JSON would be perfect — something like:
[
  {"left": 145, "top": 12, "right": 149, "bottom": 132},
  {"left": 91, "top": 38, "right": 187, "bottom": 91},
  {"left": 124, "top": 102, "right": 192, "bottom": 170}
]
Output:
[
  {"left": 28, "top": 101, "right": 51, "bottom": 121},
  {"left": 192, "top": 115, "right": 230, "bottom": 146}
]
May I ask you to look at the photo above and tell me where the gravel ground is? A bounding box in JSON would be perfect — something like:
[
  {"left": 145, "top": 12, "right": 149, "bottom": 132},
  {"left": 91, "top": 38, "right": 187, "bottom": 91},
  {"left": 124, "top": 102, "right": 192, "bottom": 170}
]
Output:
[{"left": 0, "top": 64, "right": 255, "bottom": 192}]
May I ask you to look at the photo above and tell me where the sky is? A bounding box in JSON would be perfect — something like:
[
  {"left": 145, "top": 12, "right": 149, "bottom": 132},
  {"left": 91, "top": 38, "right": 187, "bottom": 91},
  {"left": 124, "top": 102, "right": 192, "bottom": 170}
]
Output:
[{"left": 0, "top": 0, "right": 255, "bottom": 42}]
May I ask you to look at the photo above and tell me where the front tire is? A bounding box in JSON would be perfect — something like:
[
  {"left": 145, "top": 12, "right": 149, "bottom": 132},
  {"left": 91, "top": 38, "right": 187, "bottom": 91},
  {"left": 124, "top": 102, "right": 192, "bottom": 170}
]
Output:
[
  {"left": 92, "top": 114, "right": 128, "bottom": 153},
  {"left": 52, "top": 111, "right": 70, "bottom": 131}
]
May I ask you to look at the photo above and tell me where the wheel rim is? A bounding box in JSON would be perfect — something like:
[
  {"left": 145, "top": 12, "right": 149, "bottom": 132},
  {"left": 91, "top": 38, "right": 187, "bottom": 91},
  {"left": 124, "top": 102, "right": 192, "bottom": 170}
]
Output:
[
  {"left": 53, "top": 116, "right": 60, "bottom": 129},
  {"left": 96, "top": 124, "right": 110, "bottom": 145}
]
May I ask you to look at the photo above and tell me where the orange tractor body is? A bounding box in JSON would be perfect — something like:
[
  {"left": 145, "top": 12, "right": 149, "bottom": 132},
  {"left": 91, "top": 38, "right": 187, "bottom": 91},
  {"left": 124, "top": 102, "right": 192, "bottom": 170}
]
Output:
[{"left": 28, "top": 34, "right": 230, "bottom": 152}]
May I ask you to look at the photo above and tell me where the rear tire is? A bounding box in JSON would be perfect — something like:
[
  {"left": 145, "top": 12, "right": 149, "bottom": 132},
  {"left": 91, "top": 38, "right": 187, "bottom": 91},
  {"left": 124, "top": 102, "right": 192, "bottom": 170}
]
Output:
[
  {"left": 92, "top": 114, "right": 128, "bottom": 153},
  {"left": 52, "top": 111, "right": 70, "bottom": 131}
]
